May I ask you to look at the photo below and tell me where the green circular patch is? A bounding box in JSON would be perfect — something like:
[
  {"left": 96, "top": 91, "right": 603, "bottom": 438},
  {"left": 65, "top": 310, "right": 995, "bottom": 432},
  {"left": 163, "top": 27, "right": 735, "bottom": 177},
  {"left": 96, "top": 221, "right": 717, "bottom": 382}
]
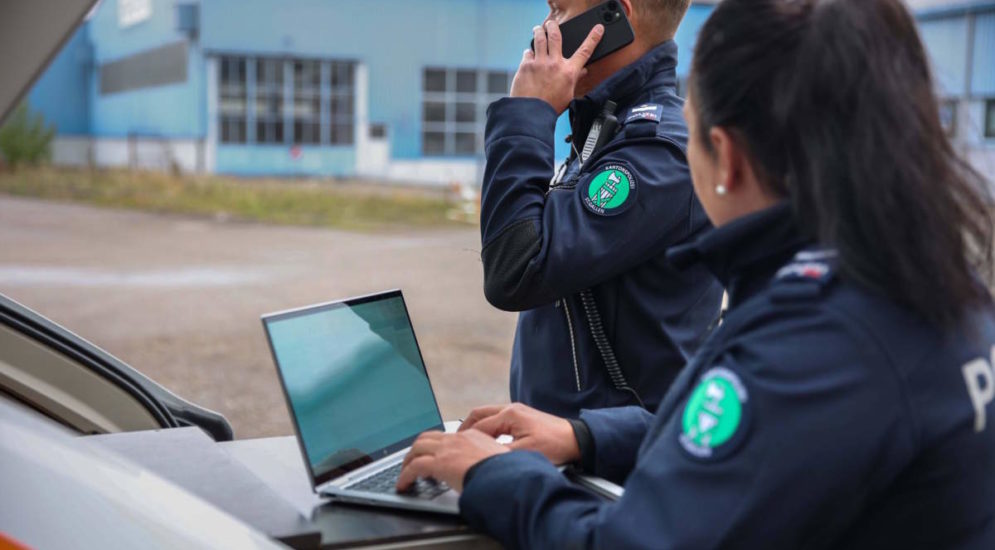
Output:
[
  {"left": 589, "top": 169, "right": 630, "bottom": 209},
  {"left": 679, "top": 368, "right": 749, "bottom": 459},
  {"left": 582, "top": 164, "right": 636, "bottom": 216}
]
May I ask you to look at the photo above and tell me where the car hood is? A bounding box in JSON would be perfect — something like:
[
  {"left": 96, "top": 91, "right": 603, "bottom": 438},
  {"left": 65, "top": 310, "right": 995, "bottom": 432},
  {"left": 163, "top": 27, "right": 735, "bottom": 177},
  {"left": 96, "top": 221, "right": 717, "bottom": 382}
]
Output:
[
  {"left": 0, "top": 398, "right": 282, "bottom": 549},
  {"left": 0, "top": 0, "right": 96, "bottom": 123}
]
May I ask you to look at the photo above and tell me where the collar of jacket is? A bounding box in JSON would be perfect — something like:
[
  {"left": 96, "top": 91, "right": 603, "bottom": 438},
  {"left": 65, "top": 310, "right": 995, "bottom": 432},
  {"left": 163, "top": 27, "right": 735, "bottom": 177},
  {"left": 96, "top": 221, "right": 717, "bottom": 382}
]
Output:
[
  {"left": 667, "top": 202, "right": 813, "bottom": 307},
  {"left": 568, "top": 40, "right": 679, "bottom": 138}
]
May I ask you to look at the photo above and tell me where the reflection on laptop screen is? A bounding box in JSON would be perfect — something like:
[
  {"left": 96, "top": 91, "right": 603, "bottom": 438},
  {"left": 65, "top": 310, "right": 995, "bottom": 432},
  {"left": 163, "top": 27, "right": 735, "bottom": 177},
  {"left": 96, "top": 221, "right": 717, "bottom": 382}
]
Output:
[{"left": 266, "top": 293, "right": 442, "bottom": 480}]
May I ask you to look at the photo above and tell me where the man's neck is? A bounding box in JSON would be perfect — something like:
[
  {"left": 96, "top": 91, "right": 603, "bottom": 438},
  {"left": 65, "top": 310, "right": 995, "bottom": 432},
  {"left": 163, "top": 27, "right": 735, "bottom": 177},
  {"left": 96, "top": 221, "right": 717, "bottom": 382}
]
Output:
[{"left": 576, "top": 37, "right": 668, "bottom": 99}]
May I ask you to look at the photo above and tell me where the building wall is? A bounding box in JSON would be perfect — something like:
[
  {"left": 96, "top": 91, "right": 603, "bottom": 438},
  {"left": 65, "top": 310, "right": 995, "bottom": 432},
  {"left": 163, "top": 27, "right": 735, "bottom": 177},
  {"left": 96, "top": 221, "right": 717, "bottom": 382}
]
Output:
[
  {"left": 86, "top": 0, "right": 206, "bottom": 139},
  {"left": 26, "top": 0, "right": 991, "bottom": 183},
  {"left": 27, "top": 26, "right": 92, "bottom": 136},
  {"left": 674, "top": 3, "right": 713, "bottom": 86},
  {"left": 199, "top": 0, "right": 547, "bottom": 164},
  {"left": 919, "top": 3, "right": 995, "bottom": 180}
]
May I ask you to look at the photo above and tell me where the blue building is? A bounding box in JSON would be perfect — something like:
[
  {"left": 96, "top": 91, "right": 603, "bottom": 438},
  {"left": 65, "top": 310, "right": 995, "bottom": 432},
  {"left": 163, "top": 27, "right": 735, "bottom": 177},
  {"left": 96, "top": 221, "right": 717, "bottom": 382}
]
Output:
[
  {"left": 24, "top": 0, "right": 712, "bottom": 185},
  {"left": 916, "top": 1, "right": 995, "bottom": 177},
  {"left": 26, "top": 0, "right": 994, "bottom": 185}
]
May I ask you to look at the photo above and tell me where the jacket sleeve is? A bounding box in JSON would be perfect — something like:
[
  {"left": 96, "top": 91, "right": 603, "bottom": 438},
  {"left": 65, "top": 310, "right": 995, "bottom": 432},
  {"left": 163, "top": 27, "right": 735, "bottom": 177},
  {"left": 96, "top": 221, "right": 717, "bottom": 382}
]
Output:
[
  {"left": 458, "top": 307, "right": 916, "bottom": 549},
  {"left": 479, "top": 97, "right": 698, "bottom": 312},
  {"left": 576, "top": 406, "right": 654, "bottom": 484}
]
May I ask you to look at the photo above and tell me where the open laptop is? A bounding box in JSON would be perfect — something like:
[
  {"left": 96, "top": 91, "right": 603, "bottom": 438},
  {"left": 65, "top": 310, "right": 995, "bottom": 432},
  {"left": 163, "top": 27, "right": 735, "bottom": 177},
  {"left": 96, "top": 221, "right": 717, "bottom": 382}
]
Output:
[{"left": 261, "top": 290, "right": 459, "bottom": 515}]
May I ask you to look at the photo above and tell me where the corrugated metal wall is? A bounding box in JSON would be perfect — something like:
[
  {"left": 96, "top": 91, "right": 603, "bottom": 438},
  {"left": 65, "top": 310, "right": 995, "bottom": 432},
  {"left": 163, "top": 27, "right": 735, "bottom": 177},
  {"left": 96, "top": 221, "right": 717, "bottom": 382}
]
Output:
[
  {"left": 919, "top": 16, "right": 969, "bottom": 96},
  {"left": 971, "top": 12, "right": 995, "bottom": 96}
]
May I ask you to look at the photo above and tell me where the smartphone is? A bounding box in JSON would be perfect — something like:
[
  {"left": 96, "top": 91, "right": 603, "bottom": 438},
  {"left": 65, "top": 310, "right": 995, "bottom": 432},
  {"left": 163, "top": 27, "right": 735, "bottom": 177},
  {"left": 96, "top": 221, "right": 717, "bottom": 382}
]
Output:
[{"left": 531, "top": 1, "right": 635, "bottom": 65}]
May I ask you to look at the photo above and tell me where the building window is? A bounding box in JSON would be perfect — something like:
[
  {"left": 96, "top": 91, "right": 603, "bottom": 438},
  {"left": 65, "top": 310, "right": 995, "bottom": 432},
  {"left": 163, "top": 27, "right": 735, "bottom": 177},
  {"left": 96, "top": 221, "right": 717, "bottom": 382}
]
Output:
[
  {"left": 422, "top": 68, "right": 514, "bottom": 156},
  {"left": 293, "top": 60, "right": 321, "bottom": 145},
  {"left": 329, "top": 62, "right": 355, "bottom": 145},
  {"left": 369, "top": 123, "right": 387, "bottom": 139},
  {"left": 939, "top": 99, "right": 957, "bottom": 138},
  {"left": 255, "top": 58, "right": 285, "bottom": 144},
  {"left": 217, "top": 56, "right": 356, "bottom": 147},
  {"left": 986, "top": 100, "right": 995, "bottom": 140},
  {"left": 218, "top": 56, "right": 246, "bottom": 144}
]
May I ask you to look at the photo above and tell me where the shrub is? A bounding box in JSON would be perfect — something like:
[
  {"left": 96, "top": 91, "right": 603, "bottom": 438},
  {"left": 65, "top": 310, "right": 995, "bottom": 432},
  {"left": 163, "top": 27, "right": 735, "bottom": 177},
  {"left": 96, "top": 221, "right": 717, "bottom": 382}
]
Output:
[{"left": 0, "top": 103, "right": 56, "bottom": 169}]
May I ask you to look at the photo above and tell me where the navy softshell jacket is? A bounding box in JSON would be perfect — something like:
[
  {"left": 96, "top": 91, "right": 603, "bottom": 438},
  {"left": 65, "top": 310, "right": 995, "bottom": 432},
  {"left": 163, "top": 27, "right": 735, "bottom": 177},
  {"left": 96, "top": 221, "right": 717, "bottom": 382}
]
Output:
[
  {"left": 480, "top": 41, "right": 722, "bottom": 416},
  {"left": 462, "top": 204, "right": 995, "bottom": 549}
]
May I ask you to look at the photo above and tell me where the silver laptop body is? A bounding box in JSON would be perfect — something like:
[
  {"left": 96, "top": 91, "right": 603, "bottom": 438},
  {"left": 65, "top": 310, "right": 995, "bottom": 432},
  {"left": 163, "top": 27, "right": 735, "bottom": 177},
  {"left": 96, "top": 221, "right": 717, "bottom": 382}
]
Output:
[{"left": 262, "top": 290, "right": 459, "bottom": 515}]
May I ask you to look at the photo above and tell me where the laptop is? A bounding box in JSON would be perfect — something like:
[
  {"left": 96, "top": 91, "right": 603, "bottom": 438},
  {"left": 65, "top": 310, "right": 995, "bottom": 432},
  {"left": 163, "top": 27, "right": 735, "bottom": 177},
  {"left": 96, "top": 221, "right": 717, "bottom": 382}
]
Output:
[{"left": 261, "top": 289, "right": 460, "bottom": 515}]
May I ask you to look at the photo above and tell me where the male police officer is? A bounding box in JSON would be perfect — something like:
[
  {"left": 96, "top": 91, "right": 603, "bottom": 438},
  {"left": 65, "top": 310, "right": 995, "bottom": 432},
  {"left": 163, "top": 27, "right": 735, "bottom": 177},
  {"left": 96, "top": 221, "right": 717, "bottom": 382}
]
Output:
[{"left": 480, "top": 0, "right": 722, "bottom": 416}]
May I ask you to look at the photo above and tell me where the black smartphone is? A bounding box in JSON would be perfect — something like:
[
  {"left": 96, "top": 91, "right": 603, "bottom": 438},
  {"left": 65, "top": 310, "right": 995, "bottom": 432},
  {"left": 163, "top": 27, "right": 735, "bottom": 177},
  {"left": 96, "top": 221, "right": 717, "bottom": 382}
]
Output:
[{"left": 531, "top": 1, "right": 635, "bottom": 65}]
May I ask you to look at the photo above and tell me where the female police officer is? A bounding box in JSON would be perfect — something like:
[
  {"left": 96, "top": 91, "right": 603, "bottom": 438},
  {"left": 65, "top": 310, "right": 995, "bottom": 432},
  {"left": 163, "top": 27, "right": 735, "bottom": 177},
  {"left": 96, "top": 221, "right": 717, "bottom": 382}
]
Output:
[{"left": 396, "top": 0, "right": 995, "bottom": 547}]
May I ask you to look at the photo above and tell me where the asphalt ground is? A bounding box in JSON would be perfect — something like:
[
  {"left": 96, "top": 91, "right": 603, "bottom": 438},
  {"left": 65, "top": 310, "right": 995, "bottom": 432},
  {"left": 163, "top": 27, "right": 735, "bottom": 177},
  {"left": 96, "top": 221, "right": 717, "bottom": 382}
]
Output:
[{"left": 0, "top": 195, "right": 517, "bottom": 438}]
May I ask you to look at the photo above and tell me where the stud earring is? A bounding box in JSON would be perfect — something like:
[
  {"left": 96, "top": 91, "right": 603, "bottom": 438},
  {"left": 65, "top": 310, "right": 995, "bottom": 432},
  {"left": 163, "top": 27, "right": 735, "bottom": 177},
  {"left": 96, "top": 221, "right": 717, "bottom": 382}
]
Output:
[{"left": 716, "top": 185, "right": 728, "bottom": 196}]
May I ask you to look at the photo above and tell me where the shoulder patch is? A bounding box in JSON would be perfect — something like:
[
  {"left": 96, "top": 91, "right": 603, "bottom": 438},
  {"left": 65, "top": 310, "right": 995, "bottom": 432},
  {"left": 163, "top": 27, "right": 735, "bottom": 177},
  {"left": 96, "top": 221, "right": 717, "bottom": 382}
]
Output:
[
  {"left": 775, "top": 249, "right": 838, "bottom": 284},
  {"left": 679, "top": 367, "right": 751, "bottom": 461},
  {"left": 770, "top": 249, "right": 839, "bottom": 302},
  {"left": 581, "top": 163, "right": 638, "bottom": 217},
  {"left": 624, "top": 103, "right": 664, "bottom": 125}
]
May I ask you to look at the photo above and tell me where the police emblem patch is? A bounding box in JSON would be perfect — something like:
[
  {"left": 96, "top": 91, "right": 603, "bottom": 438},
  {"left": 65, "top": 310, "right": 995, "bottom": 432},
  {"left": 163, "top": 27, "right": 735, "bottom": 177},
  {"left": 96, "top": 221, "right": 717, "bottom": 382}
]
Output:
[
  {"left": 624, "top": 103, "right": 664, "bottom": 124},
  {"left": 679, "top": 367, "right": 750, "bottom": 460},
  {"left": 583, "top": 164, "right": 637, "bottom": 216}
]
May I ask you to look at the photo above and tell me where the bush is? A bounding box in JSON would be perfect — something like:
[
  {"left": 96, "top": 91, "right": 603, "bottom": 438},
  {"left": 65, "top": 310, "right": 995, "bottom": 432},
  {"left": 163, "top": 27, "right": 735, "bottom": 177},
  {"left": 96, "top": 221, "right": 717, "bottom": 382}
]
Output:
[{"left": 0, "top": 103, "right": 56, "bottom": 169}]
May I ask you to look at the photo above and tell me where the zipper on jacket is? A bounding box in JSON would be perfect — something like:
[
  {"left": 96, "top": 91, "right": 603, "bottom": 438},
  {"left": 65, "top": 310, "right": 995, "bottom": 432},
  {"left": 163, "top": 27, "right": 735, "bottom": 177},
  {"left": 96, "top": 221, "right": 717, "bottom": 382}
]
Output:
[{"left": 560, "top": 298, "right": 582, "bottom": 392}]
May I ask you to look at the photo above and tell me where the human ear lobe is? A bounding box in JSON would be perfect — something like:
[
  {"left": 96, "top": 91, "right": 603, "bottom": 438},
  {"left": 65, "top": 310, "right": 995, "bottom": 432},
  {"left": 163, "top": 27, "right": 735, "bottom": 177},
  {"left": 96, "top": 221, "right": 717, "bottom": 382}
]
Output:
[{"left": 710, "top": 127, "right": 738, "bottom": 194}]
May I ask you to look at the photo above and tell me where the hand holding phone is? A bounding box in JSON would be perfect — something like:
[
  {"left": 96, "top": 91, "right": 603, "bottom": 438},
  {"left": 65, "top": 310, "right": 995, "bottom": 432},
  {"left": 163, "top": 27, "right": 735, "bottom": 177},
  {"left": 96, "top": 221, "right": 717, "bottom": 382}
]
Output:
[
  {"left": 511, "top": 21, "right": 604, "bottom": 113},
  {"left": 531, "top": 1, "right": 635, "bottom": 66}
]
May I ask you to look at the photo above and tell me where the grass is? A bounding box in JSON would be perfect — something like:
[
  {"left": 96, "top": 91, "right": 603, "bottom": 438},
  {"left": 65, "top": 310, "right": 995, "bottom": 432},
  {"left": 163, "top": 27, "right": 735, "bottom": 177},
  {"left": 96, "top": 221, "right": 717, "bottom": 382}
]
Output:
[{"left": 0, "top": 166, "right": 467, "bottom": 231}]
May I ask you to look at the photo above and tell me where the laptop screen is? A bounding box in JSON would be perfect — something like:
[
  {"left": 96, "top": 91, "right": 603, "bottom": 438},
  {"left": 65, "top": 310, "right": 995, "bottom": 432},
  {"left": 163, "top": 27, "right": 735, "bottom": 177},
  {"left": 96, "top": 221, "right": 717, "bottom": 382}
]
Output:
[{"left": 263, "top": 291, "right": 444, "bottom": 485}]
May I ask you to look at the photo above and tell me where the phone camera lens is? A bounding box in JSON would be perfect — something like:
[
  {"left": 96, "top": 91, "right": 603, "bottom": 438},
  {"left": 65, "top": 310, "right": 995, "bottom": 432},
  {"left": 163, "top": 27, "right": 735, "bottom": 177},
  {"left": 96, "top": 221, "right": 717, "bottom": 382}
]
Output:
[
  {"left": 602, "top": 12, "right": 614, "bottom": 23},
  {"left": 607, "top": 1, "right": 618, "bottom": 10}
]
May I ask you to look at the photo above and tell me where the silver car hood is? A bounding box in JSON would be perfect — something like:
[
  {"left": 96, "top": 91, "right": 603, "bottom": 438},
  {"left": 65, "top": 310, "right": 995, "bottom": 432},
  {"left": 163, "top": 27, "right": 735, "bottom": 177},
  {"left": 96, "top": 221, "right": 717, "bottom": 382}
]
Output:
[{"left": 0, "top": 399, "right": 283, "bottom": 549}]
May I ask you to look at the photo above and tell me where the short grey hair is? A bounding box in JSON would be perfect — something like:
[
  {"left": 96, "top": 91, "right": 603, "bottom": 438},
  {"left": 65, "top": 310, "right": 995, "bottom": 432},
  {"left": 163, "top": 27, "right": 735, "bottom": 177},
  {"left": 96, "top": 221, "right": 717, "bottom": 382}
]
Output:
[{"left": 633, "top": 0, "right": 692, "bottom": 43}]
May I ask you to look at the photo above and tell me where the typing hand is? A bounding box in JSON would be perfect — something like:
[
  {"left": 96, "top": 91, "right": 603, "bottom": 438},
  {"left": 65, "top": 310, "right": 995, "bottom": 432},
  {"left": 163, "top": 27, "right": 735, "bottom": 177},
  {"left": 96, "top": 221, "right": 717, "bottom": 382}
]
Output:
[
  {"left": 511, "top": 20, "right": 604, "bottom": 114},
  {"left": 396, "top": 429, "right": 509, "bottom": 493},
  {"left": 459, "top": 403, "right": 581, "bottom": 465}
]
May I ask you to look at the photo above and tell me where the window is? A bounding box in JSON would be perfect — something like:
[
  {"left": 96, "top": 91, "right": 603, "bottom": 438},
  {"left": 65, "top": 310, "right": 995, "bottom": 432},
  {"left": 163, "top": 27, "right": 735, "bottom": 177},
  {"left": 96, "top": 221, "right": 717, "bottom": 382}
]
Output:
[
  {"left": 255, "top": 58, "right": 284, "bottom": 144},
  {"left": 293, "top": 60, "right": 321, "bottom": 145},
  {"left": 219, "top": 56, "right": 246, "bottom": 144},
  {"left": 329, "top": 62, "right": 355, "bottom": 145},
  {"left": 939, "top": 99, "right": 957, "bottom": 138},
  {"left": 369, "top": 123, "right": 387, "bottom": 139},
  {"left": 986, "top": 100, "right": 995, "bottom": 140},
  {"left": 421, "top": 68, "right": 514, "bottom": 156},
  {"left": 217, "top": 56, "right": 356, "bottom": 146}
]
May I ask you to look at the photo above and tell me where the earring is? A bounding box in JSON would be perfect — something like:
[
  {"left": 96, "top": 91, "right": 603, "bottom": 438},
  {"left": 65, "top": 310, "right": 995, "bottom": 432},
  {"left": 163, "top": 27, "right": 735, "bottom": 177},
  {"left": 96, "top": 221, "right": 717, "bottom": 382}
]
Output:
[{"left": 716, "top": 185, "right": 728, "bottom": 196}]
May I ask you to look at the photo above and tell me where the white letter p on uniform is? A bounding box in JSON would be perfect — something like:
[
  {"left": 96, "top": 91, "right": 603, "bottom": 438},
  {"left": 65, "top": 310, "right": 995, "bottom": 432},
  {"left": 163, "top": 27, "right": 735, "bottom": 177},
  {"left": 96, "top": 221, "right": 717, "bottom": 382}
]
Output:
[{"left": 963, "top": 358, "right": 995, "bottom": 433}]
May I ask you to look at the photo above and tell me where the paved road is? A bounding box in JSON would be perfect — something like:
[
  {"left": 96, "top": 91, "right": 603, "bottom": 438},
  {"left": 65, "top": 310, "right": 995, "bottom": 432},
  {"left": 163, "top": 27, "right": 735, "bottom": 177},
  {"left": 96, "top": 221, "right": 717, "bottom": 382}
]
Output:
[{"left": 0, "top": 196, "right": 517, "bottom": 438}]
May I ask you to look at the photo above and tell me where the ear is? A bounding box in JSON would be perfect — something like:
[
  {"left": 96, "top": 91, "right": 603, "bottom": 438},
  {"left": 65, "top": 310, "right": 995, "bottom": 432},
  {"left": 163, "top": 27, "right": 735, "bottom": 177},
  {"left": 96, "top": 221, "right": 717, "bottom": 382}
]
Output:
[
  {"left": 617, "top": 0, "right": 634, "bottom": 17},
  {"left": 708, "top": 126, "right": 749, "bottom": 194}
]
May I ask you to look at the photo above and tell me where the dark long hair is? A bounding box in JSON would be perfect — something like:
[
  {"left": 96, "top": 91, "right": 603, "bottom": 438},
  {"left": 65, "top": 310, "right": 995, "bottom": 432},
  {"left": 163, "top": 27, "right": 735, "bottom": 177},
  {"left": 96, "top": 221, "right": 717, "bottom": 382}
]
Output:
[{"left": 691, "top": 0, "right": 994, "bottom": 329}]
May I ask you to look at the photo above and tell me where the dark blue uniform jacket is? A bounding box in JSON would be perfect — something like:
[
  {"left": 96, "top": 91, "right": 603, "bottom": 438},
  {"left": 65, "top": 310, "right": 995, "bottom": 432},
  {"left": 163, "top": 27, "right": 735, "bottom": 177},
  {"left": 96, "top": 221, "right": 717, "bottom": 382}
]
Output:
[
  {"left": 461, "top": 203, "right": 995, "bottom": 549},
  {"left": 480, "top": 41, "right": 722, "bottom": 416}
]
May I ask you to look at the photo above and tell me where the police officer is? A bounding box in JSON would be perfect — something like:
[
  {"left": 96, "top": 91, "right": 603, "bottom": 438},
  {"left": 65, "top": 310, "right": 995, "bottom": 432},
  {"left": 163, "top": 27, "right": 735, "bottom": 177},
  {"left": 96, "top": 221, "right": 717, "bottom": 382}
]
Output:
[
  {"left": 399, "top": 0, "right": 995, "bottom": 547},
  {"left": 481, "top": 0, "right": 722, "bottom": 417}
]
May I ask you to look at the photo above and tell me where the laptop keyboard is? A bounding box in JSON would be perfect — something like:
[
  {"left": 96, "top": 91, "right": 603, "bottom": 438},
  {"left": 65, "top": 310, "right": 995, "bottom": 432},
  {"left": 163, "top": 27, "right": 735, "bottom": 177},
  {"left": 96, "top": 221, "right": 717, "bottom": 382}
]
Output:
[{"left": 344, "top": 462, "right": 450, "bottom": 499}]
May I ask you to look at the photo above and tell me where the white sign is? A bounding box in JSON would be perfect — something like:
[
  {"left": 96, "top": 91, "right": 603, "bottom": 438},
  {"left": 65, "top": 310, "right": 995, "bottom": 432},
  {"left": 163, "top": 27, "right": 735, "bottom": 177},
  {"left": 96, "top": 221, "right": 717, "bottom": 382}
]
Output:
[{"left": 119, "top": 0, "right": 153, "bottom": 28}]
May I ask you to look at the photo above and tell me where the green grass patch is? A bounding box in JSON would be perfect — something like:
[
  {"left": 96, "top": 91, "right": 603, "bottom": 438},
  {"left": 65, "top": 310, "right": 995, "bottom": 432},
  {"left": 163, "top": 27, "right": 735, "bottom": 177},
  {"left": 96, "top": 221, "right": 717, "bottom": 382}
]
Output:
[{"left": 0, "top": 167, "right": 467, "bottom": 231}]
